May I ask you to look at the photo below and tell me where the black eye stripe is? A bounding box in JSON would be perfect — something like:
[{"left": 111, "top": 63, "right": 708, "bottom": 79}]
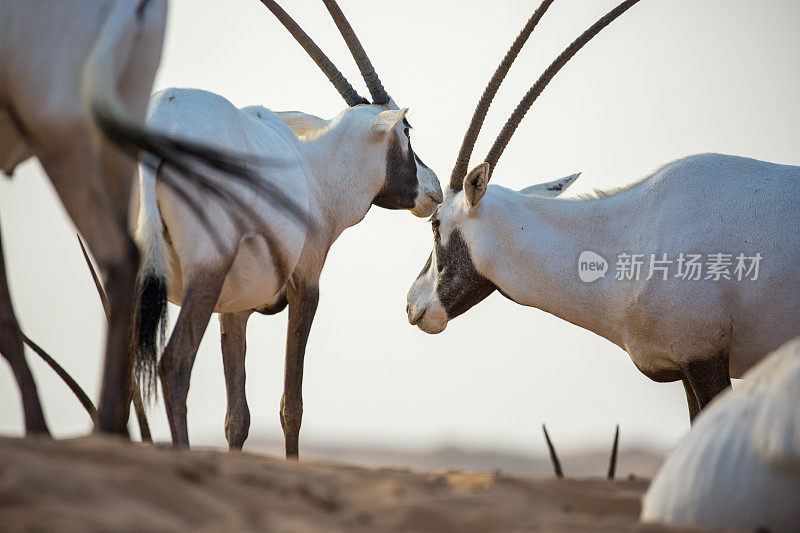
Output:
[
  {"left": 433, "top": 229, "right": 496, "bottom": 319},
  {"left": 373, "top": 130, "right": 417, "bottom": 210}
]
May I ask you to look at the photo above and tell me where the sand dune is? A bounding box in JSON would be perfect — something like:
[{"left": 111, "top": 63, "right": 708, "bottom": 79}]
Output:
[
  {"left": 245, "top": 437, "right": 665, "bottom": 479},
  {"left": 0, "top": 436, "right": 683, "bottom": 531}
]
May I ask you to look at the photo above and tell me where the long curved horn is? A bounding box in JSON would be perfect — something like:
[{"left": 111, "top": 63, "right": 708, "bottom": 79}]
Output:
[
  {"left": 607, "top": 424, "right": 620, "bottom": 480},
  {"left": 22, "top": 333, "right": 97, "bottom": 422},
  {"left": 321, "top": 0, "right": 390, "bottom": 105},
  {"left": 259, "top": 0, "right": 367, "bottom": 106},
  {"left": 450, "top": 0, "right": 555, "bottom": 190},
  {"left": 484, "top": 0, "right": 641, "bottom": 177},
  {"left": 542, "top": 424, "right": 564, "bottom": 478}
]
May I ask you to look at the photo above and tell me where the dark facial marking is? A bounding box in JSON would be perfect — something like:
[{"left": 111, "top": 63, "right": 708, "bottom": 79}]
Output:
[
  {"left": 373, "top": 128, "right": 418, "bottom": 210},
  {"left": 431, "top": 228, "right": 496, "bottom": 319}
]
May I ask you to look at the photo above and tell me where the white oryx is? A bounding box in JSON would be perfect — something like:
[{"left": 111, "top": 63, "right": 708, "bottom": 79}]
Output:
[
  {"left": 406, "top": 0, "right": 800, "bottom": 421},
  {"left": 0, "top": 0, "right": 301, "bottom": 437},
  {"left": 642, "top": 337, "right": 800, "bottom": 531},
  {"left": 133, "top": 0, "right": 442, "bottom": 455}
]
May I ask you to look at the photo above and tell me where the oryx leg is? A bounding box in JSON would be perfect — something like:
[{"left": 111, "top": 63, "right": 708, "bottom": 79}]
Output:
[
  {"left": 681, "top": 377, "right": 700, "bottom": 423},
  {"left": 0, "top": 107, "right": 33, "bottom": 176},
  {"left": 159, "top": 265, "right": 233, "bottom": 447},
  {"left": 220, "top": 310, "right": 252, "bottom": 450},
  {"left": 5, "top": 0, "right": 163, "bottom": 435},
  {"left": 131, "top": 374, "right": 152, "bottom": 442},
  {"left": 0, "top": 219, "right": 49, "bottom": 435},
  {"left": 30, "top": 128, "right": 140, "bottom": 435},
  {"left": 680, "top": 354, "right": 731, "bottom": 422},
  {"left": 281, "top": 280, "right": 319, "bottom": 459},
  {"left": 90, "top": 0, "right": 165, "bottom": 434}
]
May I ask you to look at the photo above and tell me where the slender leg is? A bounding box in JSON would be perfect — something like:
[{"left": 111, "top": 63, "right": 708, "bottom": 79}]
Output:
[
  {"left": 681, "top": 354, "right": 731, "bottom": 421},
  {"left": 281, "top": 280, "right": 319, "bottom": 459},
  {"left": 0, "top": 220, "right": 49, "bottom": 435},
  {"left": 220, "top": 311, "right": 252, "bottom": 450},
  {"left": 96, "top": 241, "right": 139, "bottom": 435},
  {"left": 158, "top": 268, "right": 230, "bottom": 447},
  {"left": 682, "top": 377, "right": 700, "bottom": 423},
  {"left": 131, "top": 373, "right": 152, "bottom": 442},
  {"left": 35, "top": 136, "right": 139, "bottom": 436}
]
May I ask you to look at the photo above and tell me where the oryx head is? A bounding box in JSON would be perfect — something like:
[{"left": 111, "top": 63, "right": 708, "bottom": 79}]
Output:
[
  {"left": 262, "top": 0, "right": 441, "bottom": 217},
  {"left": 406, "top": 0, "right": 640, "bottom": 333}
]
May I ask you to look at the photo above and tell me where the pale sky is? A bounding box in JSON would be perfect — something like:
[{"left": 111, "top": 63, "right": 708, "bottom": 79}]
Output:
[{"left": 2, "top": 0, "right": 799, "bottom": 456}]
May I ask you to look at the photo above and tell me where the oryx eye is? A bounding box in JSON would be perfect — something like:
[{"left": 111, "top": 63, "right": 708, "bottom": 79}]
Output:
[{"left": 404, "top": 127, "right": 410, "bottom": 139}]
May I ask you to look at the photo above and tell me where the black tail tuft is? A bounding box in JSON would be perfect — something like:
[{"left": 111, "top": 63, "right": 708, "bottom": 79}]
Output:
[{"left": 131, "top": 272, "right": 167, "bottom": 401}]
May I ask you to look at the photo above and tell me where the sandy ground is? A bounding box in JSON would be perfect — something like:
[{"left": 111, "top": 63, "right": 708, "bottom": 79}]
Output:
[{"left": 0, "top": 436, "right": 684, "bottom": 532}]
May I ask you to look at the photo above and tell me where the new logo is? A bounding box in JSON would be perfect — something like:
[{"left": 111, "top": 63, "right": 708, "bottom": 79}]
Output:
[{"left": 578, "top": 251, "right": 608, "bottom": 282}]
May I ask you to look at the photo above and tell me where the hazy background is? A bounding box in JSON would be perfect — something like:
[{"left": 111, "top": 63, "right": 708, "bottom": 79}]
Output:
[{"left": 2, "top": 0, "right": 798, "bottom": 462}]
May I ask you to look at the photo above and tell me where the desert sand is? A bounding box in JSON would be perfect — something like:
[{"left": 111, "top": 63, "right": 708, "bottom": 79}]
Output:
[{"left": 0, "top": 435, "right": 684, "bottom": 532}]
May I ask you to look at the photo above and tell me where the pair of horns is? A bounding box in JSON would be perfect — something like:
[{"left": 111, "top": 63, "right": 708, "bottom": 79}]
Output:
[
  {"left": 450, "top": 0, "right": 642, "bottom": 190},
  {"left": 542, "top": 424, "right": 620, "bottom": 480},
  {"left": 259, "top": 0, "right": 390, "bottom": 106}
]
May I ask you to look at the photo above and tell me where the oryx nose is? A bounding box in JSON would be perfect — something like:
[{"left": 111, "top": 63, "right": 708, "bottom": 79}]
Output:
[
  {"left": 429, "top": 190, "right": 443, "bottom": 204},
  {"left": 407, "top": 305, "right": 426, "bottom": 326}
]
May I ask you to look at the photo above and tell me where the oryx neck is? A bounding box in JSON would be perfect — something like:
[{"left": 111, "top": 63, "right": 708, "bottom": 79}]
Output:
[
  {"left": 295, "top": 112, "right": 385, "bottom": 239},
  {"left": 484, "top": 188, "right": 629, "bottom": 347}
]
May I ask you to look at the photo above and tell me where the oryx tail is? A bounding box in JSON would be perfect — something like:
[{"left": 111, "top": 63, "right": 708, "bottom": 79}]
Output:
[
  {"left": 132, "top": 163, "right": 168, "bottom": 400},
  {"left": 82, "top": 0, "right": 306, "bottom": 240}
]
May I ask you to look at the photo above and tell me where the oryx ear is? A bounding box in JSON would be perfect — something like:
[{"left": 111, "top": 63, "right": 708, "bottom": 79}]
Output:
[
  {"left": 463, "top": 163, "right": 491, "bottom": 207},
  {"left": 520, "top": 172, "right": 582, "bottom": 197},
  {"left": 373, "top": 108, "right": 408, "bottom": 135}
]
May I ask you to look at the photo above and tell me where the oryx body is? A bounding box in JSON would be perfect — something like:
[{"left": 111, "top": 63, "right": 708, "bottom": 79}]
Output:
[
  {"left": 141, "top": 89, "right": 311, "bottom": 315},
  {"left": 133, "top": 0, "right": 441, "bottom": 455},
  {"left": 409, "top": 154, "right": 800, "bottom": 416},
  {"left": 137, "top": 90, "right": 439, "bottom": 452},
  {"left": 642, "top": 336, "right": 800, "bottom": 532},
  {"left": 407, "top": 0, "right": 799, "bottom": 420}
]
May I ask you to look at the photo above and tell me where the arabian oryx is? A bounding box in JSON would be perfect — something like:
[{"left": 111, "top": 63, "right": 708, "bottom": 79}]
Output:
[
  {"left": 406, "top": 0, "right": 800, "bottom": 421},
  {"left": 642, "top": 337, "right": 800, "bottom": 532},
  {"left": 0, "top": 0, "right": 302, "bottom": 436},
  {"left": 132, "top": 0, "right": 442, "bottom": 454}
]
